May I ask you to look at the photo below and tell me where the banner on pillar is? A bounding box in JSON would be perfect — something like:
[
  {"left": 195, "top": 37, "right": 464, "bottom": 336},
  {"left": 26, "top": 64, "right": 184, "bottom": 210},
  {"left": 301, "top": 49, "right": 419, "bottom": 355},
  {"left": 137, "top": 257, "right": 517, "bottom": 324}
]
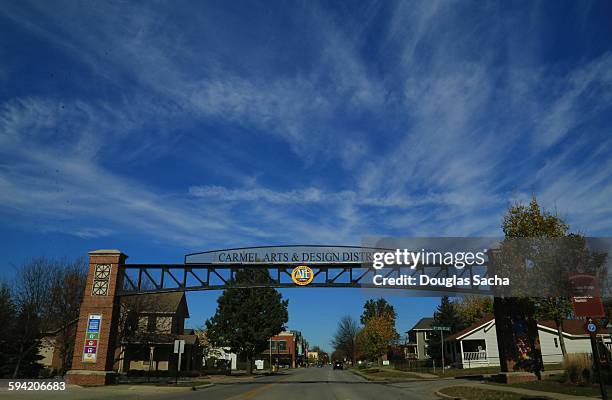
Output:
[{"left": 82, "top": 314, "right": 102, "bottom": 363}]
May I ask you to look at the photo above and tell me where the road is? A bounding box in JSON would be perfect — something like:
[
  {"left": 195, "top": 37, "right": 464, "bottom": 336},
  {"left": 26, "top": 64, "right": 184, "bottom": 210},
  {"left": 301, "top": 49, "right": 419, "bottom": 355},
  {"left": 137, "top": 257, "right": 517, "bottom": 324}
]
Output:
[
  {"left": 178, "top": 366, "right": 451, "bottom": 400},
  {"left": 0, "top": 367, "right": 462, "bottom": 400}
]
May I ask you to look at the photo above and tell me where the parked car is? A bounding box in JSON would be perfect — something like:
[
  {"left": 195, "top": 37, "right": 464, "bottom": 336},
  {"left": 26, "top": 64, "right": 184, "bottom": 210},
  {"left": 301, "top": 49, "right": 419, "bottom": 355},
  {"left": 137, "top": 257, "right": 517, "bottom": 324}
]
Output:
[{"left": 333, "top": 361, "right": 343, "bottom": 370}]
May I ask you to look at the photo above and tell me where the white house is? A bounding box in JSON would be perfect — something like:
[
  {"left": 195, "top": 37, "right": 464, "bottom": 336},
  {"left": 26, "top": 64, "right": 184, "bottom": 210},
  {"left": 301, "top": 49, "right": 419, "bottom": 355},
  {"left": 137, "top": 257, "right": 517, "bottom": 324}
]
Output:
[{"left": 445, "top": 316, "right": 609, "bottom": 368}]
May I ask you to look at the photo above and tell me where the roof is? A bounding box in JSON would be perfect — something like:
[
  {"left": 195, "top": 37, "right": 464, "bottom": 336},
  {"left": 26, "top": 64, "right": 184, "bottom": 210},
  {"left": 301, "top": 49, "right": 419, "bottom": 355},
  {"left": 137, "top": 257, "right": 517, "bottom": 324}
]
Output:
[
  {"left": 445, "top": 315, "right": 494, "bottom": 341},
  {"left": 177, "top": 334, "right": 198, "bottom": 345},
  {"left": 445, "top": 317, "right": 592, "bottom": 341},
  {"left": 538, "top": 320, "right": 589, "bottom": 336},
  {"left": 121, "top": 292, "right": 189, "bottom": 317},
  {"left": 407, "top": 317, "right": 435, "bottom": 332}
]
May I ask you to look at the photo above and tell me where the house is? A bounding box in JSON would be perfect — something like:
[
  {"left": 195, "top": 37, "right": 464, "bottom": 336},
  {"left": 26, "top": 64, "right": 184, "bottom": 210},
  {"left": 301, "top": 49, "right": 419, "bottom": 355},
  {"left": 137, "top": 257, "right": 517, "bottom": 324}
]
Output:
[
  {"left": 262, "top": 330, "right": 309, "bottom": 368},
  {"left": 405, "top": 317, "right": 435, "bottom": 359},
  {"left": 118, "top": 292, "right": 202, "bottom": 373},
  {"left": 445, "top": 316, "right": 609, "bottom": 368},
  {"left": 39, "top": 319, "right": 79, "bottom": 376}
]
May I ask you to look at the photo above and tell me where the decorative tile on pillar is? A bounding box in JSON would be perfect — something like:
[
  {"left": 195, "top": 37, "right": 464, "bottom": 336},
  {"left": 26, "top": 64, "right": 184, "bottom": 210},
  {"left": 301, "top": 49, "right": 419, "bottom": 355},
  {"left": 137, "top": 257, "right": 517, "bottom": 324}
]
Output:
[{"left": 92, "top": 264, "right": 111, "bottom": 296}]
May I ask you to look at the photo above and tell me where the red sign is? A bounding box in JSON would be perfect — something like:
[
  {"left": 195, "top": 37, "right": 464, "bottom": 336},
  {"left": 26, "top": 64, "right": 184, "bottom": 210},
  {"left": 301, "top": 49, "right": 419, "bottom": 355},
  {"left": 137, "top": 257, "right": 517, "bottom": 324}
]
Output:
[
  {"left": 569, "top": 275, "right": 605, "bottom": 317},
  {"left": 573, "top": 296, "right": 605, "bottom": 318},
  {"left": 86, "top": 339, "right": 98, "bottom": 347}
]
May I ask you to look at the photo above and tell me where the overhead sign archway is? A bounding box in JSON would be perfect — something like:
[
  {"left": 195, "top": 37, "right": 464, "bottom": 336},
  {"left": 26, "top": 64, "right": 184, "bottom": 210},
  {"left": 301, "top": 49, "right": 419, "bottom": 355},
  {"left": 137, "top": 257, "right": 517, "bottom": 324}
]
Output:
[
  {"left": 67, "top": 246, "right": 494, "bottom": 386},
  {"left": 119, "top": 245, "right": 493, "bottom": 295}
]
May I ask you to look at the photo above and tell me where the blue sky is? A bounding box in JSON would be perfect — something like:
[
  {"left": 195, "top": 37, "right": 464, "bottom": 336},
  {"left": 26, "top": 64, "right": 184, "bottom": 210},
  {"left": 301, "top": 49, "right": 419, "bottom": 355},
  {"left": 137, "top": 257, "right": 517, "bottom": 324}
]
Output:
[{"left": 1, "top": 1, "right": 612, "bottom": 352}]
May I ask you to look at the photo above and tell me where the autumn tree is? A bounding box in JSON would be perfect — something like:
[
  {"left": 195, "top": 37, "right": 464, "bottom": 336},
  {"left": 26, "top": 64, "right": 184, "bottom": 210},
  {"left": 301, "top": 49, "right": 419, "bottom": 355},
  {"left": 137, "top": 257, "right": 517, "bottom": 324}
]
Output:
[
  {"left": 455, "top": 296, "right": 493, "bottom": 326},
  {"left": 356, "top": 314, "right": 398, "bottom": 365},
  {"left": 500, "top": 197, "right": 573, "bottom": 357}
]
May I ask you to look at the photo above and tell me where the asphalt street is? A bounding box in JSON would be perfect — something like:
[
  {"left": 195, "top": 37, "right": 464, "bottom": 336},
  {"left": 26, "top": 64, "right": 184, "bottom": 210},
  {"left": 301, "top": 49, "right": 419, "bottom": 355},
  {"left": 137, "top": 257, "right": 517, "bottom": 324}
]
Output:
[
  {"left": 0, "top": 367, "right": 464, "bottom": 400},
  {"left": 171, "top": 367, "right": 461, "bottom": 400}
]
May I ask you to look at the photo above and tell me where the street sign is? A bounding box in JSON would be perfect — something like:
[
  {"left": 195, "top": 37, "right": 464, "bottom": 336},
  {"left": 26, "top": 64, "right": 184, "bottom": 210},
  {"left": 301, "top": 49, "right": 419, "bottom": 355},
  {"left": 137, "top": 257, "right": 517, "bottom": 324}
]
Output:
[
  {"left": 430, "top": 325, "right": 451, "bottom": 374},
  {"left": 255, "top": 360, "right": 264, "bottom": 370},
  {"left": 584, "top": 318, "right": 599, "bottom": 334},
  {"left": 573, "top": 296, "right": 605, "bottom": 318},
  {"left": 173, "top": 339, "right": 185, "bottom": 354},
  {"left": 431, "top": 325, "right": 451, "bottom": 331},
  {"left": 173, "top": 339, "right": 186, "bottom": 383}
]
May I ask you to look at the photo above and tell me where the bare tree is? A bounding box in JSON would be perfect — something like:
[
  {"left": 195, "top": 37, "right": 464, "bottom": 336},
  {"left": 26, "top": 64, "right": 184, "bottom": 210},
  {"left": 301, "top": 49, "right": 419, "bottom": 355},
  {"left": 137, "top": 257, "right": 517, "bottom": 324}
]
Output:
[
  {"left": 11, "top": 257, "right": 57, "bottom": 377},
  {"left": 331, "top": 315, "right": 359, "bottom": 365},
  {"left": 46, "top": 258, "right": 87, "bottom": 375},
  {"left": 10, "top": 257, "right": 87, "bottom": 377}
]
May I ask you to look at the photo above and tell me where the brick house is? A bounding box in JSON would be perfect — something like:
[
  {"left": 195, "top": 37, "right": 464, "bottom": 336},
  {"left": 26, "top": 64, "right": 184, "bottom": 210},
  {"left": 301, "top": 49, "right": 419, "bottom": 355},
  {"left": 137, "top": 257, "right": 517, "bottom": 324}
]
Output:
[{"left": 117, "top": 292, "right": 201, "bottom": 373}]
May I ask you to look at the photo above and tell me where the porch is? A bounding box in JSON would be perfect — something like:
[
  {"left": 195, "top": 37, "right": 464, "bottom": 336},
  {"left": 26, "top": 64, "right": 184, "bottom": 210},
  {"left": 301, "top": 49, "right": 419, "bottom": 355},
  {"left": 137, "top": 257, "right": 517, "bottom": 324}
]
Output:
[{"left": 448, "top": 339, "right": 492, "bottom": 369}]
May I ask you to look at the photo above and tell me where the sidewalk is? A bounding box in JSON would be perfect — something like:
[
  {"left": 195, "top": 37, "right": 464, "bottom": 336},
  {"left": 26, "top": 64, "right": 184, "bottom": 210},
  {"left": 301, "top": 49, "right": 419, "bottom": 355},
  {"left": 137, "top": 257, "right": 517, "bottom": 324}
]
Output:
[{"left": 437, "top": 381, "right": 600, "bottom": 400}]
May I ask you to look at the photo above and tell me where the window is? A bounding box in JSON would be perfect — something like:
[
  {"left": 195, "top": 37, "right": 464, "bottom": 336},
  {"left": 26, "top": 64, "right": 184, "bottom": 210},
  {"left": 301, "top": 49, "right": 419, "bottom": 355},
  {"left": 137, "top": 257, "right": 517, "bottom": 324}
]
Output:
[
  {"left": 554, "top": 338, "right": 559, "bottom": 348},
  {"left": 147, "top": 315, "right": 156, "bottom": 332}
]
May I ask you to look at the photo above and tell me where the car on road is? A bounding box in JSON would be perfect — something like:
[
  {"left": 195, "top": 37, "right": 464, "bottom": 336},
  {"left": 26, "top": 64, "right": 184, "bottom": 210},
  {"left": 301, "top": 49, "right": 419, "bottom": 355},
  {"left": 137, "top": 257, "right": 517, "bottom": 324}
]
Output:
[{"left": 333, "top": 361, "right": 343, "bottom": 370}]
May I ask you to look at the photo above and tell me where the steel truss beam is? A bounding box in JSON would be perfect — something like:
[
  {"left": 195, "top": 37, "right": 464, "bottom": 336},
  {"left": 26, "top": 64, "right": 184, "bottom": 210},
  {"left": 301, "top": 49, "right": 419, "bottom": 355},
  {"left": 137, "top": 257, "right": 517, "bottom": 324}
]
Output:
[{"left": 117, "top": 263, "right": 492, "bottom": 296}]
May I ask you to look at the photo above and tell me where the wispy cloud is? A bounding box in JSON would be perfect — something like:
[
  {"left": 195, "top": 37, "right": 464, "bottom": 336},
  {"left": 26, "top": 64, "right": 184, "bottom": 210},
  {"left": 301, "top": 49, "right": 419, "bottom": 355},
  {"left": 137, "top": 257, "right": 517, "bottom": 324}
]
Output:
[{"left": 0, "top": 1, "right": 611, "bottom": 249}]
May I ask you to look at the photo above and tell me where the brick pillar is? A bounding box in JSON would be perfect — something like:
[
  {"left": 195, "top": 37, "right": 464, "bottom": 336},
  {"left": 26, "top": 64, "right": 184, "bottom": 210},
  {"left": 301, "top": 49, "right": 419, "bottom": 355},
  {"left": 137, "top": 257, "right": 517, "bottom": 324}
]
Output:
[{"left": 66, "top": 250, "right": 127, "bottom": 386}]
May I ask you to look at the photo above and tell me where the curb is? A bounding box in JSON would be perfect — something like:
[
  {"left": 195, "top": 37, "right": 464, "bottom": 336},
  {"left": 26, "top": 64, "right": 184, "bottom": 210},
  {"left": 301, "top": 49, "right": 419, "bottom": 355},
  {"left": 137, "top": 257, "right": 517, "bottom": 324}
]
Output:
[
  {"left": 348, "top": 368, "right": 436, "bottom": 383},
  {"left": 192, "top": 383, "right": 214, "bottom": 391},
  {"left": 434, "top": 390, "right": 462, "bottom": 400}
]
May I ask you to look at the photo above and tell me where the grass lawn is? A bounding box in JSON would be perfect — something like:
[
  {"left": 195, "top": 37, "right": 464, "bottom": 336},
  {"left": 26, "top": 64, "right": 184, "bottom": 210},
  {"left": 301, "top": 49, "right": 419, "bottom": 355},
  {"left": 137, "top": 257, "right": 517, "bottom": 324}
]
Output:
[
  {"left": 352, "top": 367, "right": 428, "bottom": 380},
  {"left": 439, "top": 386, "right": 533, "bottom": 400},
  {"left": 500, "top": 378, "right": 612, "bottom": 398},
  {"left": 432, "top": 364, "right": 565, "bottom": 378}
]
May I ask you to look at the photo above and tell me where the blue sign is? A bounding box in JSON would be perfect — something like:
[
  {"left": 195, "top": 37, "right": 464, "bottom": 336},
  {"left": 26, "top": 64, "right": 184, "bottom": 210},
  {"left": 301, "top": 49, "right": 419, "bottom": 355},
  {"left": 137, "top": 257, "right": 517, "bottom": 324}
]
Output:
[
  {"left": 587, "top": 322, "right": 597, "bottom": 333},
  {"left": 87, "top": 318, "right": 100, "bottom": 332}
]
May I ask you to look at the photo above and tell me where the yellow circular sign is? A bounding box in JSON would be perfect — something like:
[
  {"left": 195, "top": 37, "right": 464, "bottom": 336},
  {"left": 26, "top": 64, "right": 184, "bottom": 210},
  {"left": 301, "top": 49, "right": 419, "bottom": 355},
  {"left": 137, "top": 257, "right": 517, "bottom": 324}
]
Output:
[{"left": 291, "top": 265, "right": 314, "bottom": 286}]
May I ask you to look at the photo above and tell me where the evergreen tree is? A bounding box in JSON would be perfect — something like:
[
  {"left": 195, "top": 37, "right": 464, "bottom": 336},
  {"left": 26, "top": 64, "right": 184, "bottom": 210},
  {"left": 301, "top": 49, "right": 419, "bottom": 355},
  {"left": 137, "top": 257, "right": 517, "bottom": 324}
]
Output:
[
  {"left": 427, "top": 296, "right": 463, "bottom": 361},
  {"left": 360, "top": 298, "right": 397, "bottom": 325},
  {"left": 205, "top": 269, "right": 288, "bottom": 374},
  {"left": 0, "top": 284, "right": 16, "bottom": 378},
  {"left": 11, "top": 303, "right": 43, "bottom": 378}
]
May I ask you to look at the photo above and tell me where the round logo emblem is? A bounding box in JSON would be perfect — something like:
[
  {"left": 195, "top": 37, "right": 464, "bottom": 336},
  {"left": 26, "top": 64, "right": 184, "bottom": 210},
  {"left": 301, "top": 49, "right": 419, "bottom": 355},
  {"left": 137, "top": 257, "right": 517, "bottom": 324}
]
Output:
[
  {"left": 587, "top": 322, "right": 597, "bottom": 333},
  {"left": 291, "top": 265, "right": 314, "bottom": 286}
]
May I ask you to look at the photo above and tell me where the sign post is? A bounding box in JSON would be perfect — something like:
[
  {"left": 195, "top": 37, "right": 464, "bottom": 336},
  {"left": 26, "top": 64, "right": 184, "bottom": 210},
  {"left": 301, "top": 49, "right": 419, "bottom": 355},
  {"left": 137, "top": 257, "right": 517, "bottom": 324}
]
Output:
[
  {"left": 269, "top": 338, "right": 273, "bottom": 374},
  {"left": 432, "top": 325, "right": 451, "bottom": 374},
  {"left": 173, "top": 339, "right": 185, "bottom": 384},
  {"left": 585, "top": 318, "right": 608, "bottom": 400}
]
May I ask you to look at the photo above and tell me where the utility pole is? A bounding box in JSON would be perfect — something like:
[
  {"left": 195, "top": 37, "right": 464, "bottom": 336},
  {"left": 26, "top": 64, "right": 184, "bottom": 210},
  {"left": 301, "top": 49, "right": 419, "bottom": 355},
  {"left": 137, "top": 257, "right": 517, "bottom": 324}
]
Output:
[{"left": 586, "top": 318, "right": 608, "bottom": 400}]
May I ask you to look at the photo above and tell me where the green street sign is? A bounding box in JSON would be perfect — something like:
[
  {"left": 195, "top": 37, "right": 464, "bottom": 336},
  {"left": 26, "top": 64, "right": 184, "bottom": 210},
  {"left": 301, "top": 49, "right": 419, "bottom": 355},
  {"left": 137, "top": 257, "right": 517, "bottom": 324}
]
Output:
[{"left": 431, "top": 325, "right": 451, "bottom": 331}]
